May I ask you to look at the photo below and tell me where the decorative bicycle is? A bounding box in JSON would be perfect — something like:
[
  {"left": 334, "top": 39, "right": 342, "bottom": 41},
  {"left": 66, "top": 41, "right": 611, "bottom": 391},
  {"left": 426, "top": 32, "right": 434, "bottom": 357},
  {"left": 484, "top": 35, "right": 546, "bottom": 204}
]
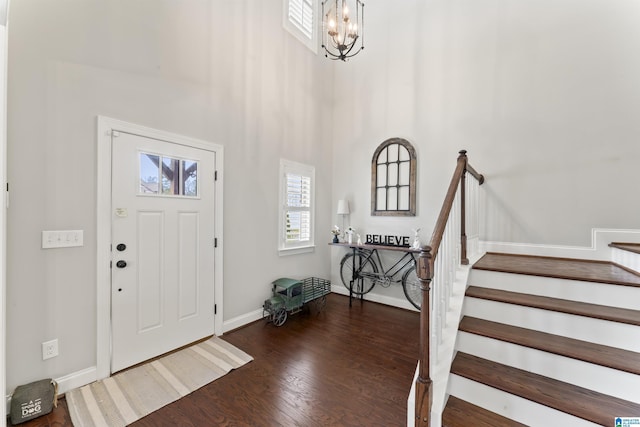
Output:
[{"left": 339, "top": 246, "right": 421, "bottom": 309}]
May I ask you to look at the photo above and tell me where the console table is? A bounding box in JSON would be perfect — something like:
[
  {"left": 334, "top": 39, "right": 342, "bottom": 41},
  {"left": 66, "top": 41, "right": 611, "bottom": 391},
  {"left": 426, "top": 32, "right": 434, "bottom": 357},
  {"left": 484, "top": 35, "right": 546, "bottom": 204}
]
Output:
[{"left": 330, "top": 242, "right": 420, "bottom": 306}]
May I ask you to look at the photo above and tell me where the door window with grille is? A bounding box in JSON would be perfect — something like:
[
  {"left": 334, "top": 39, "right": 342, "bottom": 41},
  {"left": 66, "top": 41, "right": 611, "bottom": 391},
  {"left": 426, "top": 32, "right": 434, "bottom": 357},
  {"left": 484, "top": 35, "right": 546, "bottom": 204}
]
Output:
[{"left": 139, "top": 152, "right": 198, "bottom": 197}]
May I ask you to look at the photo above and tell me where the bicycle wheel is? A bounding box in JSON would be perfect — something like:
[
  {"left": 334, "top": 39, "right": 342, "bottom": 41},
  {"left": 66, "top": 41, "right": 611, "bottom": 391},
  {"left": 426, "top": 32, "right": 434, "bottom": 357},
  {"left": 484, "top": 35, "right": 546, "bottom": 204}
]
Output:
[
  {"left": 339, "top": 252, "right": 378, "bottom": 295},
  {"left": 402, "top": 265, "right": 422, "bottom": 310}
]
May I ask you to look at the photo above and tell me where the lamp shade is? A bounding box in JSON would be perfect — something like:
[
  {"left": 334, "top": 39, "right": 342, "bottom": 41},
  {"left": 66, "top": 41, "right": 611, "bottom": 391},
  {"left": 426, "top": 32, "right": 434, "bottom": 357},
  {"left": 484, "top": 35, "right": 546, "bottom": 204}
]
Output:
[{"left": 337, "top": 200, "right": 350, "bottom": 215}]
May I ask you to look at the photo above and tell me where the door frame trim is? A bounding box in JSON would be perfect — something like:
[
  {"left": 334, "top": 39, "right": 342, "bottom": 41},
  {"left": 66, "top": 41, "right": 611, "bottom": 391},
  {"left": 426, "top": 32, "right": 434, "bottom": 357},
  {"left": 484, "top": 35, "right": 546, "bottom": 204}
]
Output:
[{"left": 96, "top": 116, "right": 224, "bottom": 379}]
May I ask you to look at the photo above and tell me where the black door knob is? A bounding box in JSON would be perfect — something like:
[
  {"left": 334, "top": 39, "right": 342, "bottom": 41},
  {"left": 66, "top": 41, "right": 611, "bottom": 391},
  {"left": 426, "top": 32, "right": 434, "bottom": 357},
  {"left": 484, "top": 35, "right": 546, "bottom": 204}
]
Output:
[
  {"left": 116, "top": 260, "right": 127, "bottom": 268},
  {"left": 116, "top": 243, "right": 126, "bottom": 252}
]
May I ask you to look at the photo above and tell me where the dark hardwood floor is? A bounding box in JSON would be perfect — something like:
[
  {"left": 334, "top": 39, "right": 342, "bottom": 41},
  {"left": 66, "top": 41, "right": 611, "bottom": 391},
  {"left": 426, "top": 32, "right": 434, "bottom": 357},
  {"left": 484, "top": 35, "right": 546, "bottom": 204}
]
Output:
[{"left": 12, "top": 293, "right": 420, "bottom": 427}]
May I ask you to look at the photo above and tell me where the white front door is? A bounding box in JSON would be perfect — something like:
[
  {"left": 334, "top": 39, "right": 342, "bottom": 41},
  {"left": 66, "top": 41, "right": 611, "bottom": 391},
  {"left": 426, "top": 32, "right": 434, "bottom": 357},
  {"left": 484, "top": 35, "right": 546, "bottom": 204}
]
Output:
[{"left": 110, "top": 131, "right": 216, "bottom": 372}]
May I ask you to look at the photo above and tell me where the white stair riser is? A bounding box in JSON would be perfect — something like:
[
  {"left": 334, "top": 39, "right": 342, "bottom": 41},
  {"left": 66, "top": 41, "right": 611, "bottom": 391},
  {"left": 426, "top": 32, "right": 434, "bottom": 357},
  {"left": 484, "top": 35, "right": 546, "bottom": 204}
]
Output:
[
  {"left": 457, "top": 332, "right": 640, "bottom": 402},
  {"left": 448, "top": 375, "right": 600, "bottom": 427},
  {"left": 468, "top": 270, "right": 640, "bottom": 310},
  {"left": 463, "top": 298, "right": 640, "bottom": 353},
  {"left": 612, "top": 247, "right": 640, "bottom": 275}
]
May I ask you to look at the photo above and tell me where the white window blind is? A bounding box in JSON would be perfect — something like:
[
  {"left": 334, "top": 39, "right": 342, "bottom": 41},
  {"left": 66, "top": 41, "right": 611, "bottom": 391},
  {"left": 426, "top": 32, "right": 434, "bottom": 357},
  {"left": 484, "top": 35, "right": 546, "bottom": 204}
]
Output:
[
  {"left": 288, "top": 0, "right": 314, "bottom": 39},
  {"left": 279, "top": 160, "right": 315, "bottom": 255},
  {"left": 285, "top": 173, "right": 311, "bottom": 243},
  {"left": 283, "top": 0, "right": 318, "bottom": 53}
]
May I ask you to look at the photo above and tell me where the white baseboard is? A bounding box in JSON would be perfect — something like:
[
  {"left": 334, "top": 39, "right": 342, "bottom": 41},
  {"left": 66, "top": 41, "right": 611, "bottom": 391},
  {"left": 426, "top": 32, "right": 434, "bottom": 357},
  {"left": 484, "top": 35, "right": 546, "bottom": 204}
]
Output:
[
  {"left": 221, "top": 289, "right": 419, "bottom": 335},
  {"left": 330, "top": 286, "right": 419, "bottom": 311},
  {"left": 481, "top": 228, "right": 640, "bottom": 261},
  {"left": 222, "top": 308, "right": 264, "bottom": 333},
  {"left": 0, "top": 287, "right": 433, "bottom": 418},
  {"left": 55, "top": 366, "right": 97, "bottom": 395}
]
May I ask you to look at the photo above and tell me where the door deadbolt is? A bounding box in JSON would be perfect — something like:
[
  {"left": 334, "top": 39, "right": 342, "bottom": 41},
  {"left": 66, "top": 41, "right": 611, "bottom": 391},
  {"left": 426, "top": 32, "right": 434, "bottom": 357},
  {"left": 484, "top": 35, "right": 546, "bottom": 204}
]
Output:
[
  {"left": 116, "top": 243, "right": 126, "bottom": 252},
  {"left": 116, "top": 260, "right": 127, "bottom": 268}
]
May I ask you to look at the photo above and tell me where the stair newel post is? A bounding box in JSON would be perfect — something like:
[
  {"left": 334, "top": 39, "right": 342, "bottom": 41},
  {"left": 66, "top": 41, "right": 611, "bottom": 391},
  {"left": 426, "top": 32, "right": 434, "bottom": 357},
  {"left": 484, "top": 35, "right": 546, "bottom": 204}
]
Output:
[
  {"left": 458, "top": 150, "right": 469, "bottom": 265},
  {"left": 415, "top": 245, "right": 434, "bottom": 426}
]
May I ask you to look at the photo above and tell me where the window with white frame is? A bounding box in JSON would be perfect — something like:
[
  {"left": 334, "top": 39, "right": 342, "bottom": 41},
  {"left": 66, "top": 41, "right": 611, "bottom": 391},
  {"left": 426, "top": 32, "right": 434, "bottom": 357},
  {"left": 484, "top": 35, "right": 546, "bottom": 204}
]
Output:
[
  {"left": 279, "top": 159, "right": 315, "bottom": 255},
  {"left": 283, "top": 0, "right": 318, "bottom": 53}
]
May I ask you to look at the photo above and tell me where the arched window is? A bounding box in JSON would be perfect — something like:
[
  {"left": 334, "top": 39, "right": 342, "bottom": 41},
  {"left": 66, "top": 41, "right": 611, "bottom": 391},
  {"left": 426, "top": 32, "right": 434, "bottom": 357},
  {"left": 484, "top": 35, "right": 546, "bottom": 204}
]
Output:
[{"left": 371, "top": 138, "right": 416, "bottom": 216}]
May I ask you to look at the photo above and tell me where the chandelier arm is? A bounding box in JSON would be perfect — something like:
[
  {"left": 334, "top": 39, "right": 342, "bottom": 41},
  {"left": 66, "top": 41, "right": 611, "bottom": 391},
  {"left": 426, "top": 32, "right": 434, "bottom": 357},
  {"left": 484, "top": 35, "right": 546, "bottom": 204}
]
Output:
[
  {"left": 329, "top": 36, "right": 341, "bottom": 50},
  {"left": 360, "top": 3, "right": 365, "bottom": 47},
  {"left": 326, "top": 33, "right": 358, "bottom": 60},
  {"left": 340, "top": 36, "right": 359, "bottom": 57},
  {"left": 325, "top": 51, "right": 341, "bottom": 59},
  {"left": 323, "top": 47, "right": 344, "bottom": 60}
]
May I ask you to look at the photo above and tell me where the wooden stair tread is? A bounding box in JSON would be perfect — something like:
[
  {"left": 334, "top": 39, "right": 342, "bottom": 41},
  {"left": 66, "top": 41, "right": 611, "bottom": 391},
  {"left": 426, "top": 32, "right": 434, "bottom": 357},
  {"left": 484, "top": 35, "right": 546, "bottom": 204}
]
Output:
[
  {"left": 459, "top": 316, "right": 640, "bottom": 375},
  {"left": 442, "top": 395, "right": 526, "bottom": 427},
  {"left": 466, "top": 285, "right": 640, "bottom": 327},
  {"left": 451, "top": 352, "right": 640, "bottom": 426},
  {"left": 473, "top": 252, "right": 640, "bottom": 287},
  {"left": 610, "top": 242, "right": 640, "bottom": 255}
]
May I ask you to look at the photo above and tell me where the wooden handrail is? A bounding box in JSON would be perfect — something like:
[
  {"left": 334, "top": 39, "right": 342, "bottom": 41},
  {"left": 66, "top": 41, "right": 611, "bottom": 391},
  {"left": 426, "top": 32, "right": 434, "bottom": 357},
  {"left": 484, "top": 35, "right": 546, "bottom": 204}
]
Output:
[
  {"left": 428, "top": 152, "right": 467, "bottom": 263},
  {"left": 465, "top": 162, "right": 485, "bottom": 185},
  {"left": 414, "top": 150, "right": 484, "bottom": 426}
]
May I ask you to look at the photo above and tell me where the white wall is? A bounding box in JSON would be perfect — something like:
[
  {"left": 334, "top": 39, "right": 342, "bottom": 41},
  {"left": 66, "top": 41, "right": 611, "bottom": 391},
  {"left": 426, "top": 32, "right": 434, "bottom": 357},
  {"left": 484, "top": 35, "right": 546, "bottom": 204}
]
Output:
[
  {"left": 0, "top": 1, "right": 7, "bottom": 423},
  {"left": 6, "top": 0, "right": 333, "bottom": 393},
  {"left": 330, "top": 0, "right": 640, "bottom": 301},
  {"left": 7, "top": 0, "right": 640, "bottom": 399}
]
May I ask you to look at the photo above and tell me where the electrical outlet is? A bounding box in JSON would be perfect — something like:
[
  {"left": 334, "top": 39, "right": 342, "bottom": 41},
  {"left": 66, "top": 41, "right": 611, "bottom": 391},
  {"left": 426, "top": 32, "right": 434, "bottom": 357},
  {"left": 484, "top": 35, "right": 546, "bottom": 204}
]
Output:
[{"left": 42, "top": 339, "right": 58, "bottom": 360}]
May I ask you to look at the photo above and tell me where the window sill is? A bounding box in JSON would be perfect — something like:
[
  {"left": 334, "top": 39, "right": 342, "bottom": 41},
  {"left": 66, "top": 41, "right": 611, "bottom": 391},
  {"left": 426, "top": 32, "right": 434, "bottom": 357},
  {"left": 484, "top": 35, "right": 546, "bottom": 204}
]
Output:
[{"left": 279, "top": 245, "right": 316, "bottom": 257}]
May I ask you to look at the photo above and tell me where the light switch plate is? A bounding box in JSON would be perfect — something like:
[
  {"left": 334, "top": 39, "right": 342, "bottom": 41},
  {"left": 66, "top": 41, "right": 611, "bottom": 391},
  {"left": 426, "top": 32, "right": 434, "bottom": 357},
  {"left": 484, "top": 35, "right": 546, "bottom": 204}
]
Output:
[{"left": 42, "top": 230, "right": 84, "bottom": 248}]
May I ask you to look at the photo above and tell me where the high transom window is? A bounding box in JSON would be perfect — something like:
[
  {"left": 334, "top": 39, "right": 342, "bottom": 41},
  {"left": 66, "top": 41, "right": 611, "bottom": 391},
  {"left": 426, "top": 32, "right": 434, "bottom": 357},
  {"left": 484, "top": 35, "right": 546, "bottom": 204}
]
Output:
[
  {"left": 371, "top": 138, "right": 416, "bottom": 216},
  {"left": 283, "top": 0, "right": 318, "bottom": 53},
  {"left": 288, "top": 0, "right": 314, "bottom": 38}
]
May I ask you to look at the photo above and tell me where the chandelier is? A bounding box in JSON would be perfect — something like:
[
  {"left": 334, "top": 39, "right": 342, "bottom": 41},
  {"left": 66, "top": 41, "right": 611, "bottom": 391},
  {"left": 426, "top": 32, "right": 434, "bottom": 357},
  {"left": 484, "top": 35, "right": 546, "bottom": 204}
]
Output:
[{"left": 321, "top": 0, "right": 365, "bottom": 61}]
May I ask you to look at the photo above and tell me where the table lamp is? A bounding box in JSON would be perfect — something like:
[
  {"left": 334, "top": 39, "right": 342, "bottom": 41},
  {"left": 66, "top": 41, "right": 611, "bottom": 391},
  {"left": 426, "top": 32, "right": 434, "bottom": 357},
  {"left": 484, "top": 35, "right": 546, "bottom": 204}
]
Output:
[{"left": 337, "top": 199, "right": 350, "bottom": 241}]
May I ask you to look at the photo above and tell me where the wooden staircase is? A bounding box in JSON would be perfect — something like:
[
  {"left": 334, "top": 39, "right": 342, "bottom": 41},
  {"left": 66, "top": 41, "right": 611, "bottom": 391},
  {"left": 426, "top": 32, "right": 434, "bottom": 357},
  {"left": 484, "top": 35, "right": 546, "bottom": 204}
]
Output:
[{"left": 442, "top": 249, "right": 640, "bottom": 426}]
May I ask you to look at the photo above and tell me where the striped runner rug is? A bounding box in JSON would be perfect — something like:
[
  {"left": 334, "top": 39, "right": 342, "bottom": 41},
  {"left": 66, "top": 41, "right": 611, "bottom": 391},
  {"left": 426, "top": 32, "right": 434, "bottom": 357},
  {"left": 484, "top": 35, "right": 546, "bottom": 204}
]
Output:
[{"left": 66, "top": 337, "right": 253, "bottom": 427}]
